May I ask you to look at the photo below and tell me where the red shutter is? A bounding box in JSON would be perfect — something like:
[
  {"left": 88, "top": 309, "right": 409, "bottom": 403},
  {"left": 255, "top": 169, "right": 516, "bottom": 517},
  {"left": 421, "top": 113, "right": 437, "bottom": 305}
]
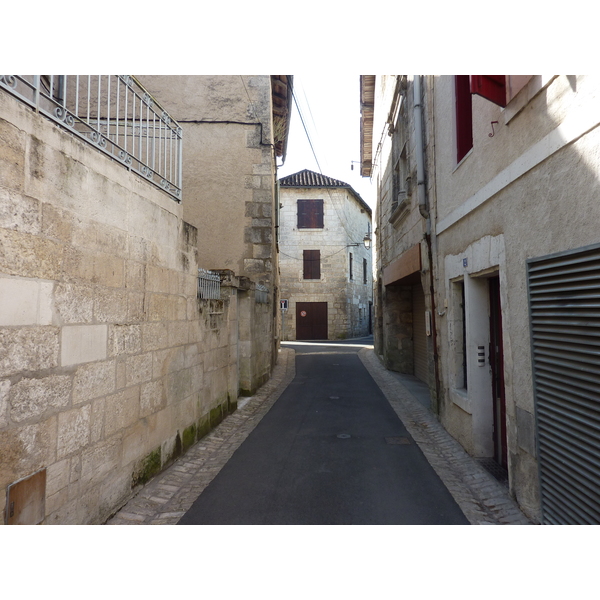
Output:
[
  {"left": 455, "top": 75, "right": 473, "bottom": 163},
  {"left": 470, "top": 75, "right": 507, "bottom": 107}
]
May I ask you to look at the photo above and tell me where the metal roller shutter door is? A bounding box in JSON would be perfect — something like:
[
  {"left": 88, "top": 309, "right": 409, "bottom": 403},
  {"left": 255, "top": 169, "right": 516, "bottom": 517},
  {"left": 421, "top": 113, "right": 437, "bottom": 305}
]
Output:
[
  {"left": 412, "top": 284, "right": 428, "bottom": 384},
  {"left": 527, "top": 244, "right": 600, "bottom": 524}
]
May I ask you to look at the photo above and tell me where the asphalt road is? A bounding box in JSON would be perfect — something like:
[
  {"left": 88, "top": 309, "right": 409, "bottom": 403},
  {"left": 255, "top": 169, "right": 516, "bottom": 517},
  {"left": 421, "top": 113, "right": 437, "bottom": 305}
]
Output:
[{"left": 178, "top": 338, "right": 469, "bottom": 524}]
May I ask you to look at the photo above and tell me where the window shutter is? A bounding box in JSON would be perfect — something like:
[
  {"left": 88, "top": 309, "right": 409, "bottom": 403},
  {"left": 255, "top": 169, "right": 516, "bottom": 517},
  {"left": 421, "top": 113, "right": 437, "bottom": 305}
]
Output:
[
  {"left": 455, "top": 75, "right": 473, "bottom": 163},
  {"left": 470, "top": 75, "right": 507, "bottom": 107},
  {"left": 303, "top": 250, "right": 320, "bottom": 279},
  {"left": 297, "top": 199, "right": 323, "bottom": 228}
]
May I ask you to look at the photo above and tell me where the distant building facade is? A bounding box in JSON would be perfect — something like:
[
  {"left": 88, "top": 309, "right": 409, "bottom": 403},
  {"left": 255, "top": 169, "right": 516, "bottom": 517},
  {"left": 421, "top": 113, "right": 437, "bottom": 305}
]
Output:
[{"left": 278, "top": 169, "right": 373, "bottom": 341}]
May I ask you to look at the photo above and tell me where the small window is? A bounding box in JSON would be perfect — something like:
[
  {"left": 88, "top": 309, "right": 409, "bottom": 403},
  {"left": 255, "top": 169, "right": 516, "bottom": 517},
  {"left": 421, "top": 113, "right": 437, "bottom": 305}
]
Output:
[
  {"left": 349, "top": 252, "right": 353, "bottom": 281},
  {"left": 363, "top": 258, "right": 368, "bottom": 284},
  {"left": 455, "top": 75, "right": 473, "bottom": 163},
  {"left": 303, "top": 250, "right": 320, "bottom": 280},
  {"left": 297, "top": 199, "right": 324, "bottom": 229}
]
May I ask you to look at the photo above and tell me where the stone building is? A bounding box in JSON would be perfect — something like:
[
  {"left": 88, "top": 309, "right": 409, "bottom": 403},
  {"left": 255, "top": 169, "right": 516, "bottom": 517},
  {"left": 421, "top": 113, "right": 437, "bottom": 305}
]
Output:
[
  {"left": 0, "top": 75, "right": 290, "bottom": 524},
  {"left": 361, "top": 74, "right": 600, "bottom": 524},
  {"left": 359, "top": 76, "right": 436, "bottom": 394},
  {"left": 278, "top": 169, "right": 373, "bottom": 341},
  {"left": 138, "top": 75, "right": 292, "bottom": 394}
]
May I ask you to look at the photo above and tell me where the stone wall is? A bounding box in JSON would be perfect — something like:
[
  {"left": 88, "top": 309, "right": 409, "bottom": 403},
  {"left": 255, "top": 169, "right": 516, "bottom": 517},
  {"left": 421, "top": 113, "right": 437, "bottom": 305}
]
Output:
[
  {"left": 138, "top": 75, "right": 279, "bottom": 396},
  {"left": 0, "top": 89, "right": 239, "bottom": 524}
]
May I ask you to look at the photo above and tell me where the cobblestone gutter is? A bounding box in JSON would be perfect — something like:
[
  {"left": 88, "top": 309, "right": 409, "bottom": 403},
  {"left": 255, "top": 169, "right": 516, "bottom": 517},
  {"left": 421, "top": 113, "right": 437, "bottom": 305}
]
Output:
[
  {"left": 107, "top": 345, "right": 532, "bottom": 525},
  {"left": 358, "top": 348, "right": 533, "bottom": 525}
]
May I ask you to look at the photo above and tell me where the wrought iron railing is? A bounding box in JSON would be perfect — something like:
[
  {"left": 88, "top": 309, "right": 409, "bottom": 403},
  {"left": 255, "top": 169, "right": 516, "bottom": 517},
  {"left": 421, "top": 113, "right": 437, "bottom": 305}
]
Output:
[
  {"left": 255, "top": 283, "right": 269, "bottom": 304},
  {"left": 0, "top": 75, "right": 182, "bottom": 201},
  {"left": 198, "top": 268, "right": 221, "bottom": 300}
]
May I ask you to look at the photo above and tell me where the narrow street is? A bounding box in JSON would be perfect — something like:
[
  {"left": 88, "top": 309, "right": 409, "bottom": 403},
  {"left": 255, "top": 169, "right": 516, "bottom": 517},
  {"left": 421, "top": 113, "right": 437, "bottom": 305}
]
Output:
[
  {"left": 108, "top": 339, "right": 530, "bottom": 525},
  {"left": 179, "top": 337, "right": 467, "bottom": 524}
]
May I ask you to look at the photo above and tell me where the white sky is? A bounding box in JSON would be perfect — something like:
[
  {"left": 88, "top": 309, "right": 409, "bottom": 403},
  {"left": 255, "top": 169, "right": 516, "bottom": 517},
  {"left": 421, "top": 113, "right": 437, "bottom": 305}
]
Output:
[{"left": 277, "top": 74, "right": 374, "bottom": 209}]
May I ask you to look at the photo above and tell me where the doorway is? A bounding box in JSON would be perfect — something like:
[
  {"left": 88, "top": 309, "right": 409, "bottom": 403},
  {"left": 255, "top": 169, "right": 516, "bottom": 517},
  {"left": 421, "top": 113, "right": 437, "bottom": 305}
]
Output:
[
  {"left": 488, "top": 276, "right": 507, "bottom": 468},
  {"left": 296, "top": 302, "right": 328, "bottom": 340}
]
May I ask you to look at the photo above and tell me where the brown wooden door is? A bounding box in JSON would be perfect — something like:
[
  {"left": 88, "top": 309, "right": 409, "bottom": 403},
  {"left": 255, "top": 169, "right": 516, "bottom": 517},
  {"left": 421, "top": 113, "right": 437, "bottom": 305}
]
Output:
[
  {"left": 296, "top": 302, "right": 328, "bottom": 340},
  {"left": 489, "top": 276, "right": 507, "bottom": 468}
]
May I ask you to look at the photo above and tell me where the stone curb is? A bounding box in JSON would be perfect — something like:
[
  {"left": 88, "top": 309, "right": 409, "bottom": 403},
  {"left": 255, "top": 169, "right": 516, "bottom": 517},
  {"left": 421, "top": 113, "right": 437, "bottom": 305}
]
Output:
[
  {"left": 358, "top": 347, "right": 533, "bottom": 525},
  {"left": 105, "top": 347, "right": 296, "bottom": 525}
]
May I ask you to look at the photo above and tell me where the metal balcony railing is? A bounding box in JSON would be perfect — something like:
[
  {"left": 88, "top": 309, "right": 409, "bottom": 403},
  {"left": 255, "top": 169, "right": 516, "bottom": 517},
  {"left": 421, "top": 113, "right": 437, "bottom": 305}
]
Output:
[
  {"left": 0, "top": 75, "right": 182, "bottom": 201},
  {"left": 198, "top": 268, "right": 221, "bottom": 300},
  {"left": 255, "top": 284, "right": 269, "bottom": 304}
]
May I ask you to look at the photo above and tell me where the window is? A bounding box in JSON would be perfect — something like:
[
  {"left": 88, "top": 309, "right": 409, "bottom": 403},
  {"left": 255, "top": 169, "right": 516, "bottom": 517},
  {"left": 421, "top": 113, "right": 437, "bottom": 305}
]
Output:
[
  {"left": 349, "top": 252, "right": 353, "bottom": 280},
  {"left": 363, "top": 258, "right": 368, "bottom": 284},
  {"left": 455, "top": 75, "right": 473, "bottom": 163},
  {"left": 297, "top": 199, "right": 324, "bottom": 229},
  {"left": 303, "top": 250, "right": 320, "bottom": 280}
]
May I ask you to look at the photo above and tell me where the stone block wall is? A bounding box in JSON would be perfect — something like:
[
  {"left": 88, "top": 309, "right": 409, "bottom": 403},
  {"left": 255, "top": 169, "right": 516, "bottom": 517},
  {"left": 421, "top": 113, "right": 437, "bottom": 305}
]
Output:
[
  {"left": 278, "top": 185, "right": 372, "bottom": 340},
  {"left": 0, "top": 90, "right": 238, "bottom": 524}
]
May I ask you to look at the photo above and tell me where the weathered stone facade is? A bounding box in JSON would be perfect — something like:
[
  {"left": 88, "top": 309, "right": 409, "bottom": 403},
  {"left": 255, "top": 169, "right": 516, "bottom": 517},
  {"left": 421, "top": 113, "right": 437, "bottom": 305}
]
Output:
[
  {"left": 278, "top": 170, "right": 372, "bottom": 340},
  {"left": 138, "top": 76, "right": 291, "bottom": 394},
  {"left": 362, "top": 76, "right": 436, "bottom": 392},
  {"left": 0, "top": 75, "right": 290, "bottom": 524}
]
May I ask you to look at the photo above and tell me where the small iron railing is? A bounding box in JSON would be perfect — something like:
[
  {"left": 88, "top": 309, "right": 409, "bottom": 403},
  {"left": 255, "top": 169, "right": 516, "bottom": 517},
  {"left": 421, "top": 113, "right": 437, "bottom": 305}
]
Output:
[
  {"left": 198, "top": 269, "right": 221, "bottom": 300},
  {"left": 255, "top": 284, "right": 269, "bottom": 304},
  {"left": 0, "top": 75, "right": 182, "bottom": 201}
]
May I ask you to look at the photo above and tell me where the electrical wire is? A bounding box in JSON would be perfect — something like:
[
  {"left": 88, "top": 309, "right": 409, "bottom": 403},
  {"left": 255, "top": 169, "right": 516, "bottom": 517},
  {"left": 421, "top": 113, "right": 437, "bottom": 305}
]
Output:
[{"left": 288, "top": 82, "right": 367, "bottom": 244}]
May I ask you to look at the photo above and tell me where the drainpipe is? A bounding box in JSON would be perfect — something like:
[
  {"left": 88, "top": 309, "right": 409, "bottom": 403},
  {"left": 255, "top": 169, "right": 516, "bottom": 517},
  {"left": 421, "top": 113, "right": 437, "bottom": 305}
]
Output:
[
  {"left": 413, "top": 75, "right": 442, "bottom": 414},
  {"left": 414, "top": 75, "right": 428, "bottom": 222}
]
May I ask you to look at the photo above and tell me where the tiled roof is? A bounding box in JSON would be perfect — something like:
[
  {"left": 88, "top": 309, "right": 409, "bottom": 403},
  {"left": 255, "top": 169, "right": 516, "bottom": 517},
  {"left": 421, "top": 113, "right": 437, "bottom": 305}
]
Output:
[
  {"left": 279, "top": 169, "right": 350, "bottom": 188},
  {"left": 278, "top": 169, "right": 372, "bottom": 215}
]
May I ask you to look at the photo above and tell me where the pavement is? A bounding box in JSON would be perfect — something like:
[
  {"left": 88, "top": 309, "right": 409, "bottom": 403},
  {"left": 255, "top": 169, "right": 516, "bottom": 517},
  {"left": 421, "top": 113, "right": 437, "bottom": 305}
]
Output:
[{"left": 106, "top": 338, "right": 532, "bottom": 525}]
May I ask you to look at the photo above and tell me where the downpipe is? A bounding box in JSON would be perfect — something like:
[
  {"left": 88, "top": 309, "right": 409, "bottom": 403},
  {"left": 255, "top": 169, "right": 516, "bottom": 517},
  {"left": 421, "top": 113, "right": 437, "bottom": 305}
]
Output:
[{"left": 413, "top": 75, "right": 442, "bottom": 413}]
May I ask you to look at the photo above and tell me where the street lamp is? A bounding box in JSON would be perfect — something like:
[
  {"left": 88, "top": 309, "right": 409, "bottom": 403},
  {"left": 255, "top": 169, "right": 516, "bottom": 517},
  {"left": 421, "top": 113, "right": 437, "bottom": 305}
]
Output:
[{"left": 363, "top": 232, "right": 372, "bottom": 250}]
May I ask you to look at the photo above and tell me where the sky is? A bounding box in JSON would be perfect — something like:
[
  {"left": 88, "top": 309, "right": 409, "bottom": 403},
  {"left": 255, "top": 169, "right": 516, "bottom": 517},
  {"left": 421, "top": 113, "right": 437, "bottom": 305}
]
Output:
[{"left": 276, "top": 74, "right": 375, "bottom": 209}]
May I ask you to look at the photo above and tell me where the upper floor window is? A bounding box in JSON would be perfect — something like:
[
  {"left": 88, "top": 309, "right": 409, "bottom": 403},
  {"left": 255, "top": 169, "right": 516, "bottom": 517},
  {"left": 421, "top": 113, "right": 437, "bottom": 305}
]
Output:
[
  {"left": 303, "top": 250, "right": 321, "bottom": 280},
  {"left": 363, "top": 258, "right": 368, "bottom": 284},
  {"left": 297, "top": 199, "right": 324, "bottom": 228},
  {"left": 349, "top": 252, "right": 353, "bottom": 281},
  {"left": 455, "top": 75, "right": 473, "bottom": 163}
]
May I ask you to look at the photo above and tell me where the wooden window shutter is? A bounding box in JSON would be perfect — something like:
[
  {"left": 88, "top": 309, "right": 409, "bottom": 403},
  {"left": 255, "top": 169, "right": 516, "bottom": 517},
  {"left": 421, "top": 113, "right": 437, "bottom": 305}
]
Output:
[
  {"left": 470, "top": 75, "right": 507, "bottom": 107},
  {"left": 455, "top": 75, "right": 473, "bottom": 163},
  {"left": 303, "top": 250, "right": 320, "bottom": 279},
  {"left": 297, "top": 199, "right": 324, "bottom": 228}
]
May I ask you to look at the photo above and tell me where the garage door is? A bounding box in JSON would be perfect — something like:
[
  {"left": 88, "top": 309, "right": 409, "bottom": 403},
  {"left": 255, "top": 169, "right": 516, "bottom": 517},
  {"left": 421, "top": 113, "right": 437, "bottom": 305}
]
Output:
[
  {"left": 527, "top": 243, "right": 600, "bottom": 524},
  {"left": 296, "top": 302, "right": 328, "bottom": 340}
]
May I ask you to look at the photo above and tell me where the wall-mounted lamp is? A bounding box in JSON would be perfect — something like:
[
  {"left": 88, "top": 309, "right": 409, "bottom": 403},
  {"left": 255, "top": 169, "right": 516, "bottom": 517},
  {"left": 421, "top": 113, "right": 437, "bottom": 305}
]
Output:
[
  {"left": 350, "top": 161, "right": 362, "bottom": 171},
  {"left": 349, "top": 232, "right": 372, "bottom": 250}
]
